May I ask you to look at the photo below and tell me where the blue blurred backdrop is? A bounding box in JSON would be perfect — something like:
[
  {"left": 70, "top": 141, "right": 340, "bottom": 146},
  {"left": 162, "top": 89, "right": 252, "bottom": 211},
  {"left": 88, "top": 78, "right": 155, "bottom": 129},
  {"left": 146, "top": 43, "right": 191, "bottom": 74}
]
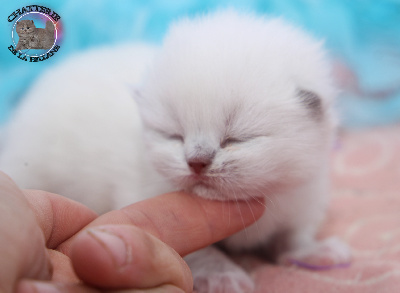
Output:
[{"left": 1, "top": 0, "right": 400, "bottom": 127}]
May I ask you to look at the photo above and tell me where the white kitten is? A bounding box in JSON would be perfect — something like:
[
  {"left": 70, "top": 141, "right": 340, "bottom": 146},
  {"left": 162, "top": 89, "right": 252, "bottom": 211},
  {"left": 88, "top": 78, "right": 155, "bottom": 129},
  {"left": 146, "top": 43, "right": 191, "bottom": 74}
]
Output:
[
  {"left": 0, "top": 10, "right": 351, "bottom": 293},
  {"left": 135, "top": 10, "right": 350, "bottom": 292}
]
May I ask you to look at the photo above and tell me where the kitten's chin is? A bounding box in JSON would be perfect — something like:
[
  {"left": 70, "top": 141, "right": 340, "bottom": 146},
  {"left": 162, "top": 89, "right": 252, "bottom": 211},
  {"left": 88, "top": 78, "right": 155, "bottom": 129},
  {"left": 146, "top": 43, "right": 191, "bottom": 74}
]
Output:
[{"left": 187, "top": 183, "right": 230, "bottom": 201}]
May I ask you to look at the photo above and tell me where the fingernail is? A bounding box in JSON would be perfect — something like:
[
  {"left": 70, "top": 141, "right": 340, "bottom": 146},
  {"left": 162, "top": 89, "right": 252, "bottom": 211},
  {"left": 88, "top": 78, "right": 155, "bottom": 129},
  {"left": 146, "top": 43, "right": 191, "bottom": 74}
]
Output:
[
  {"left": 87, "top": 228, "right": 131, "bottom": 268},
  {"left": 17, "top": 281, "right": 62, "bottom": 293}
]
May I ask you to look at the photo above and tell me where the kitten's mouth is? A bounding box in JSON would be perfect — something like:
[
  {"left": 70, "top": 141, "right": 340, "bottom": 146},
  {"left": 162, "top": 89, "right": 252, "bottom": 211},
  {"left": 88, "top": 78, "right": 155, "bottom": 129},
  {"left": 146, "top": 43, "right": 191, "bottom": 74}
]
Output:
[
  {"left": 184, "top": 175, "right": 232, "bottom": 201},
  {"left": 184, "top": 174, "right": 212, "bottom": 191},
  {"left": 183, "top": 174, "right": 255, "bottom": 201},
  {"left": 187, "top": 175, "right": 210, "bottom": 188},
  {"left": 189, "top": 174, "right": 209, "bottom": 181},
  {"left": 187, "top": 182, "right": 220, "bottom": 200}
]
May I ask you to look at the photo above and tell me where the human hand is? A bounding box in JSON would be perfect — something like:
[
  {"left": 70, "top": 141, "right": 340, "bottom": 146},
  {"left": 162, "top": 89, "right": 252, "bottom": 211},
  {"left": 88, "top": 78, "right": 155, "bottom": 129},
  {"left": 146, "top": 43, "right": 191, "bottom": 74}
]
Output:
[{"left": 0, "top": 171, "right": 264, "bottom": 292}]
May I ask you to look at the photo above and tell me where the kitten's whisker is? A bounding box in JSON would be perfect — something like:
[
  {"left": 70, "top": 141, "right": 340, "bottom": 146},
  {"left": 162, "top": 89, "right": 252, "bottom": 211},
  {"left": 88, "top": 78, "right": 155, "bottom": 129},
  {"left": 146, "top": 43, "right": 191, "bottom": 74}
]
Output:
[
  {"left": 244, "top": 184, "right": 282, "bottom": 224},
  {"left": 247, "top": 194, "right": 269, "bottom": 210},
  {"left": 245, "top": 197, "right": 262, "bottom": 243},
  {"left": 233, "top": 191, "right": 248, "bottom": 239},
  {"left": 265, "top": 194, "right": 284, "bottom": 225},
  {"left": 219, "top": 198, "right": 231, "bottom": 229}
]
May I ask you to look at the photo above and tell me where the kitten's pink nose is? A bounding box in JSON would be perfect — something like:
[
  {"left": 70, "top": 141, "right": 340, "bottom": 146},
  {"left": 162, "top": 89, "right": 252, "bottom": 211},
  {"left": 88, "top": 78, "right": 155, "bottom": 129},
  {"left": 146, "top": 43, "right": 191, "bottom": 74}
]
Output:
[
  {"left": 186, "top": 145, "right": 215, "bottom": 175},
  {"left": 188, "top": 160, "right": 210, "bottom": 175}
]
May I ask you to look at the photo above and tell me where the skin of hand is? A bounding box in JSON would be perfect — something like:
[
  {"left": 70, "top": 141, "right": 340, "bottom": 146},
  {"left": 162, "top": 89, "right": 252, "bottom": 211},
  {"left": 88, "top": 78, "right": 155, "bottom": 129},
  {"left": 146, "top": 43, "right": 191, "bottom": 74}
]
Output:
[{"left": 0, "top": 171, "right": 265, "bottom": 293}]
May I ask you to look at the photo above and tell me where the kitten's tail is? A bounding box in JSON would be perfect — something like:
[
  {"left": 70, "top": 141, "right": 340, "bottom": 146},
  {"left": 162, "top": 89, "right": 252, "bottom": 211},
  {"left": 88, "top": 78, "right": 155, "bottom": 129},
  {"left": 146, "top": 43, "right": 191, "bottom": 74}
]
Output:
[{"left": 45, "top": 21, "right": 55, "bottom": 34}]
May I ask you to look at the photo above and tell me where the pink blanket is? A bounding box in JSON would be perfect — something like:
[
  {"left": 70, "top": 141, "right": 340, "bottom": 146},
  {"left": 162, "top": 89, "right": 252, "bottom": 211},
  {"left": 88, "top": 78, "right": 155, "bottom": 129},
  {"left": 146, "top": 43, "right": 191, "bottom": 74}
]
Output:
[{"left": 237, "top": 125, "right": 400, "bottom": 292}]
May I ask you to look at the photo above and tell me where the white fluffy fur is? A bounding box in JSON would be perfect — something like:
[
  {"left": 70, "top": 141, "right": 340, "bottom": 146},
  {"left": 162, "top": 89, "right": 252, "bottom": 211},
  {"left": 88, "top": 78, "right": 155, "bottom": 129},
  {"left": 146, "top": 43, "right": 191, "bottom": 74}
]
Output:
[
  {"left": 0, "top": 11, "right": 349, "bottom": 293},
  {"left": 0, "top": 44, "right": 170, "bottom": 214}
]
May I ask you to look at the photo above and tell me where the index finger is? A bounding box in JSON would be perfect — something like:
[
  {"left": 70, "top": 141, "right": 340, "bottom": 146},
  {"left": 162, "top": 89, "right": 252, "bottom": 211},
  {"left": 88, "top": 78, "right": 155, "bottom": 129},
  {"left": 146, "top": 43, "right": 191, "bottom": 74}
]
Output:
[{"left": 59, "top": 192, "right": 265, "bottom": 256}]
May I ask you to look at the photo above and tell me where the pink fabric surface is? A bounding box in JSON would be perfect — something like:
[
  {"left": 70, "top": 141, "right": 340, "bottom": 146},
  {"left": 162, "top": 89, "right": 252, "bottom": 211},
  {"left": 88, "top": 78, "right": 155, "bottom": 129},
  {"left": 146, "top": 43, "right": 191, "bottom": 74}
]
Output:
[{"left": 239, "top": 124, "right": 400, "bottom": 292}]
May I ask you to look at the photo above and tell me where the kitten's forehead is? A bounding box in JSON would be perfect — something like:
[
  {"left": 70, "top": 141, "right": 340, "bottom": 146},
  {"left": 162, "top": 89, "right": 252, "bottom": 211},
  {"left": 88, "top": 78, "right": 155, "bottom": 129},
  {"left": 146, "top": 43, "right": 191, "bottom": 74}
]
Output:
[
  {"left": 141, "top": 11, "right": 334, "bottom": 134},
  {"left": 149, "top": 33, "right": 297, "bottom": 124},
  {"left": 151, "top": 58, "right": 292, "bottom": 126},
  {"left": 18, "top": 20, "right": 31, "bottom": 25},
  {"left": 145, "top": 54, "right": 295, "bottom": 138},
  {"left": 168, "top": 91, "right": 240, "bottom": 132}
]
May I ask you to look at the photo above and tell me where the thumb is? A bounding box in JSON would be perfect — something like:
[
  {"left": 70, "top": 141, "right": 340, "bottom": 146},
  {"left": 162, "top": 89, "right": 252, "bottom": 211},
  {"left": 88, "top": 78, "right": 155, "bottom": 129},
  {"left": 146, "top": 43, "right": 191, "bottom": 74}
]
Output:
[
  {"left": 70, "top": 224, "right": 193, "bottom": 292},
  {"left": 0, "top": 172, "right": 52, "bottom": 292}
]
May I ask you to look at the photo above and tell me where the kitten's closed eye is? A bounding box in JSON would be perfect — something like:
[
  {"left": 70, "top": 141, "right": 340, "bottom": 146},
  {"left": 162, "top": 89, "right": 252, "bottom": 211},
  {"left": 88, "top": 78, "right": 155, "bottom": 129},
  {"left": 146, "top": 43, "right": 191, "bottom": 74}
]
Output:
[
  {"left": 151, "top": 127, "right": 184, "bottom": 142},
  {"left": 159, "top": 130, "right": 184, "bottom": 142},
  {"left": 169, "top": 134, "right": 184, "bottom": 142},
  {"left": 220, "top": 137, "right": 245, "bottom": 148},
  {"left": 220, "top": 134, "right": 271, "bottom": 148}
]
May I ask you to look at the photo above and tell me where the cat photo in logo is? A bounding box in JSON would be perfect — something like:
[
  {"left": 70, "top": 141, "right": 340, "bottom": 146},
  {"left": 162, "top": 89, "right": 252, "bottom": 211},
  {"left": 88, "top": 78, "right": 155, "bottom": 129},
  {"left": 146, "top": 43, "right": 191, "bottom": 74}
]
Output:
[
  {"left": 8, "top": 5, "right": 62, "bottom": 62},
  {"left": 15, "top": 19, "right": 54, "bottom": 50}
]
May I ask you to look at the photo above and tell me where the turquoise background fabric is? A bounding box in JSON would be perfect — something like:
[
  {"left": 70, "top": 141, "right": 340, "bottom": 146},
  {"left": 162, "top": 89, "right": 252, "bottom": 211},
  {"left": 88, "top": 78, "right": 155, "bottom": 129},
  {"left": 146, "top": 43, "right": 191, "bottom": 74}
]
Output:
[{"left": 1, "top": 0, "right": 400, "bottom": 127}]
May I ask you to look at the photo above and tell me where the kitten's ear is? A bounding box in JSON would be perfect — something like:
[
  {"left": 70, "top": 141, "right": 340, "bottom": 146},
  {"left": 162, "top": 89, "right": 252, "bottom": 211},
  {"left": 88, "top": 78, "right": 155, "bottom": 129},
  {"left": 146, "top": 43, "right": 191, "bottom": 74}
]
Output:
[
  {"left": 31, "top": 20, "right": 34, "bottom": 24},
  {"left": 297, "top": 89, "right": 323, "bottom": 120}
]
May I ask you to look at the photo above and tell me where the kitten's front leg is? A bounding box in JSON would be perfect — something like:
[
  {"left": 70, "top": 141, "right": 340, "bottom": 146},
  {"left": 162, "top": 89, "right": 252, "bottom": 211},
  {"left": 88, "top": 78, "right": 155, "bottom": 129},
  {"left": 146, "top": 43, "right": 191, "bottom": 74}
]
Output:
[
  {"left": 185, "top": 246, "right": 254, "bottom": 293},
  {"left": 278, "top": 232, "right": 352, "bottom": 270},
  {"left": 274, "top": 171, "right": 352, "bottom": 270}
]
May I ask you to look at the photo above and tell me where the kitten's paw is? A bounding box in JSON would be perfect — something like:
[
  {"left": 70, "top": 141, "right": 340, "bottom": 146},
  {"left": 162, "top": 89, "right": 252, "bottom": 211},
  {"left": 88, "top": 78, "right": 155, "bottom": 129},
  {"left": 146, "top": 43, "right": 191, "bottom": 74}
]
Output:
[
  {"left": 186, "top": 246, "right": 254, "bottom": 293},
  {"left": 193, "top": 269, "right": 254, "bottom": 293},
  {"left": 278, "top": 237, "right": 351, "bottom": 270}
]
